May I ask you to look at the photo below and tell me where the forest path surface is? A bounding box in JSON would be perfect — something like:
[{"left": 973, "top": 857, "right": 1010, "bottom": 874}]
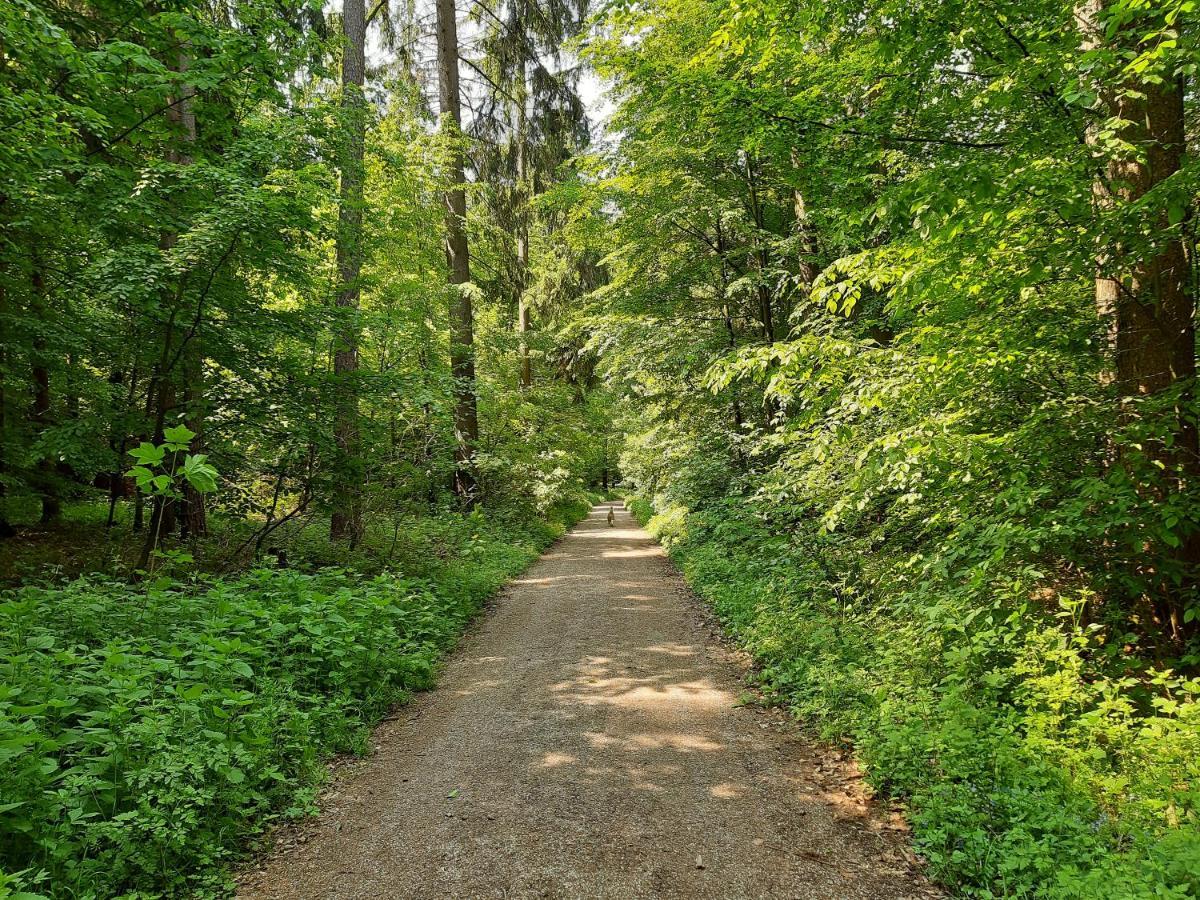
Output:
[{"left": 239, "top": 503, "right": 936, "bottom": 899}]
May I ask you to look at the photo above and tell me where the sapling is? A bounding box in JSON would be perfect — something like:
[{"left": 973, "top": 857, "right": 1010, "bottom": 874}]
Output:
[{"left": 126, "top": 424, "right": 219, "bottom": 575}]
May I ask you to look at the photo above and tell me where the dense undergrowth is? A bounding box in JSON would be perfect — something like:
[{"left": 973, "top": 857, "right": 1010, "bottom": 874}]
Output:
[
  {"left": 0, "top": 499, "right": 590, "bottom": 899},
  {"left": 629, "top": 497, "right": 1199, "bottom": 899}
]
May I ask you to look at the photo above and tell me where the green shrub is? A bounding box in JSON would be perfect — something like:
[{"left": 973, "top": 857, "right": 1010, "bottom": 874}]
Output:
[
  {"left": 626, "top": 497, "right": 654, "bottom": 526},
  {"left": 0, "top": 503, "right": 587, "bottom": 898},
  {"left": 638, "top": 496, "right": 1200, "bottom": 899}
]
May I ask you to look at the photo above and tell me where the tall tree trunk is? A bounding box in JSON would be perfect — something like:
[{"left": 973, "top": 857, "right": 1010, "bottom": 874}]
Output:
[
  {"left": 744, "top": 154, "right": 775, "bottom": 343},
  {"left": 1081, "top": 0, "right": 1198, "bottom": 641},
  {"left": 139, "top": 46, "right": 197, "bottom": 568},
  {"left": 515, "top": 26, "right": 533, "bottom": 389},
  {"left": 330, "top": 0, "right": 367, "bottom": 543},
  {"left": 437, "top": 0, "right": 479, "bottom": 505},
  {"left": 30, "top": 262, "right": 59, "bottom": 524},
  {"left": 177, "top": 50, "right": 206, "bottom": 539}
]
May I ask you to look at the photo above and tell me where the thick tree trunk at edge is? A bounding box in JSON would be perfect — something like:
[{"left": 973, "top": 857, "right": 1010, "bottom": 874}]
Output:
[
  {"left": 330, "top": 0, "right": 367, "bottom": 543},
  {"left": 437, "top": 0, "right": 479, "bottom": 505},
  {"left": 1081, "top": 0, "right": 1199, "bottom": 642}
]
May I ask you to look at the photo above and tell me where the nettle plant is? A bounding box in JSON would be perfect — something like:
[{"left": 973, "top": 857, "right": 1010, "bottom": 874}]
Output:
[{"left": 126, "top": 425, "right": 219, "bottom": 573}]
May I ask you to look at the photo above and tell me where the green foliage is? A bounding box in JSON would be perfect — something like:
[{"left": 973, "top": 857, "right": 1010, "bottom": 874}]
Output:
[
  {"left": 586, "top": 0, "right": 1200, "bottom": 893},
  {"left": 7, "top": 0, "right": 1200, "bottom": 894},
  {"left": 634, "top": 497, "right": 1200, "bottom": 898},
  {"left": 0, "top": 502, "right": 587, "bottom": 898},
  {"left": 126, "top": 427, "right": 218, "bottom": 501}
]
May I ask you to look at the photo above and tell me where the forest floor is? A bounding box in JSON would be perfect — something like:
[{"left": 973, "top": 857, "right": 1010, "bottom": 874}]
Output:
[{"left": 237, "top": 502, "right": 939, "bottom": 899}]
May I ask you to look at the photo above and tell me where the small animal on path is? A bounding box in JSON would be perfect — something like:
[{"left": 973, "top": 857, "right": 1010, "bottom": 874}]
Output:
[{"left": 606, "top": 507, "right": 615, "bottom": 526}]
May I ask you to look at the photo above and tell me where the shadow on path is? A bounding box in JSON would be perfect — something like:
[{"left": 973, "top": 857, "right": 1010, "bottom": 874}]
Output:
[{"left": 239, "top": 503, "right": 937, "bottom": 899}]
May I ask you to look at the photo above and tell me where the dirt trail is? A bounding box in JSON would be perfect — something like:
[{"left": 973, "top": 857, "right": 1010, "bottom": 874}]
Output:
[{"left": 240, "top": 503, "right": 936, "bottom": 899}]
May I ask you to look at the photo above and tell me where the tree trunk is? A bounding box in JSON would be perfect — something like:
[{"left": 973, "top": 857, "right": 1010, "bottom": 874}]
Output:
[
  {"left": 437, "top": 0, "right": 479, "bottom": 505},
  {"left": 515, "top": 35, "right": 533, "bottom": 389},
  {"left": 173, "top": 47, "right": 207, "bottom": 540},
  {"left": 30, "top": 262, "right": 59, "bottom": 523},
  {"left": 1081, "top": 0, "right": 1198, "bottom": 641},
  {"left": 330, "top": 0, "right": 367, "bottom": 543},
  {"left": 139, "top": 45, "right": 197, "bottom": 568},
  {"left": 744, "top": 154, "right": 775, "bottom": 343}
]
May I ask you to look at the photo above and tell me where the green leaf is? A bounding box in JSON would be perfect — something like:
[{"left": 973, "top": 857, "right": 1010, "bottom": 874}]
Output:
[
  {"left": 128, "top": 441, "right": 165, "bottom": 466},
  {"left": 125, "top": 465, "right": 155, "bottom": 488},
  {"left": 163, "top": 424, "right": 196, "bottom": 446},
  {"left": 230, "top": 661, "right": 254, "bottom": 679},
  {"left": 182, "top": 454, "right": 219, "bottom": 493}
]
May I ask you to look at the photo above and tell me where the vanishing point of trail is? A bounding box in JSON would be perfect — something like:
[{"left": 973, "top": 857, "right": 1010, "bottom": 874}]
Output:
[{"left": 239, "top": 504, "right": 936, "bottom": 899}]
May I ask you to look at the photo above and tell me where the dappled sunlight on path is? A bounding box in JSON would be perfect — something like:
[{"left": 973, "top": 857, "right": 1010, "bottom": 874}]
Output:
[{"left": 239, "top": 503, "right": 936, "bottom": 899}]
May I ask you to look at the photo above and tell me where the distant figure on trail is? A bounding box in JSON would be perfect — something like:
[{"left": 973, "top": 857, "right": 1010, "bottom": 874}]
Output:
[{"left": 606, "top": 507, "right": 615, "bottom": 527}]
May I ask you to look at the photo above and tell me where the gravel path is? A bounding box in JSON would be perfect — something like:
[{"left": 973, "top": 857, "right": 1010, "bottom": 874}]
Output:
[{"left": 239, "top": 503, "right": 937, "bottom": 899}]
